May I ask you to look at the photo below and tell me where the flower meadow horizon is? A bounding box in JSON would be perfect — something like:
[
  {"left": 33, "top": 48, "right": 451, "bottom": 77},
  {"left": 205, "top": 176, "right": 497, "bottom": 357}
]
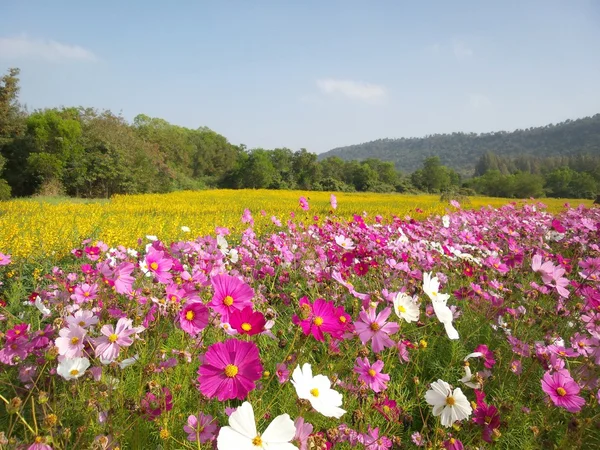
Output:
[{"left": 1, "top": 198, "right": 600, "bottom": 448}]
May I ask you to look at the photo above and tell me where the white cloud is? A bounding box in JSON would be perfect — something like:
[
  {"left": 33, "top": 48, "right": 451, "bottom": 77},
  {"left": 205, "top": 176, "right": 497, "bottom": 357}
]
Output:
[
  {"left": 0, "top": 34, "right": 97, "bottom": 62},
  {"left": 468, "top": 93, "right": 492, "bottom": 109},
  {"left": 453, "top": 40, "right": 474, "bottom": 59},
  {"left": 316, "top": 79, "right": 387, "bottom": 103}
]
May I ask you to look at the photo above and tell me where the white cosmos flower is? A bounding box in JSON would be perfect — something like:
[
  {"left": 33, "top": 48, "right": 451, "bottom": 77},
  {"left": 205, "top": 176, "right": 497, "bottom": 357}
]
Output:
[
  {"left": 425, "top": 379, "right": 472, "bottom": 427},
  {"left": 442, "top": 215, "right": 450, "bottom": 228},
  {"left": 217, "top": 401, "right": 296, "bottom": 450},
  {"left": 119, "top": 354, "right": 139, "bottom": 369},
  {"left": 291, "top": 363, "right": 346, "bottom": 419},
  {"left": 392, "top": 292, "right": 420, "bottom": 323},
  {"left": 423, "top": 272, "right": 459, "bottom": 340},
  {"left": 34, "top": 296, "right": 51, "bottom": 318},
  {"left": 181, "top": 226, "right": 191, "bottom": 233},
  {"left": 334, "top": 235, "right": 355, "bottom": 250},
  {"left": 459, "top": 365, "right": 482, "bottom": 389},
  {"left": 145, "top": 235, "right": 158, "bottom": 241},
  {"left": 57, "top": 357, "right": 90, "bottom": 380}
]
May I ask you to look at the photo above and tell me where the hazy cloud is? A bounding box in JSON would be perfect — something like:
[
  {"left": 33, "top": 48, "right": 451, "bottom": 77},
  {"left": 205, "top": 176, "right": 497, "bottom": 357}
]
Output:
[
  {"left": 0, "top": 34, "right": 98, "bottom": 62},
  {"left": 453, "top": 40, "right": 474, "bottom": 59},
  {"left": 468, "top": 93, "right": 492, "bottom": 109},
  {"left": 316, "top": 79, "right": 386, "bottom": 103}
]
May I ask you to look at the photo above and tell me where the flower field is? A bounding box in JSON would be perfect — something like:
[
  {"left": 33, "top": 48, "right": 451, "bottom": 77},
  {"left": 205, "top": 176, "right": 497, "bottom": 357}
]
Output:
[{"left": 1, "top": 192, "right": 600, "bottom": 449}]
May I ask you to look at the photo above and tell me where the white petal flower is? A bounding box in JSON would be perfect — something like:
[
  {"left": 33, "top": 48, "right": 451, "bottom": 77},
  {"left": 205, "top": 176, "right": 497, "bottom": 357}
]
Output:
[
  {"left": 425, "top": 379, "right": 472, "bottom": 427},
  {"left": 291, "top": 363, "right": 346, "bottom": 419},
  {"left": 145, "top": 235, "right": 158, "bottom": 241},
  {"left": 424, "top": 272, "right": 459, "bottom": 340},
  {"left": 181, "top": 226, "right": 191, "bottom": 233},
  {"left": 422, "top": 272, "right": 450, "bottom": 303},
  {"left": 459, "top": 365, "right": 482, "bottom": 389},
  {"left": 217, "top": 401, "right": 296, "bottom": 450},
  {"left": 34, "top": 296, "right": 51, "bottom": 317},
  {"left": 57, "top": 357, "right": 90, "bottom": 380},
  {"left": 393, "top": 292, "right": 420, "bottom": 323},
  {"left": 334, "top": 235, "right": 355, "bottom": 250},
  {"left": 119, "top": 354, "right": 139, "bottom": 369},
  {"left": 442, "top": 215, "right": 450, "bottom": 228}
]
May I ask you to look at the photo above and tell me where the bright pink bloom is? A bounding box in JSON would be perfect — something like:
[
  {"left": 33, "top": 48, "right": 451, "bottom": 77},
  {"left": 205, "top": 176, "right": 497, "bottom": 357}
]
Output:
[
  {"left": 94, "top": 318, "right": 136, "bottom": 362},
  {"left": 541, "top": 369, "right": 586, "bottom": 413},
  {"left": 145, "top": 249, "right": 173, "bottom": 283},
  {"left": 179, "top": 301, "right": 209, "bottom": 335},
  {"left": 5, "top": 323, "right": 29, "bottom": 341},
  {"left": 197, "top": 339, "right": 263, "bottom": 401},
  {"left": 0, "top": 252, "right": 11, "bottom": 266},
  {"left": 360, "top": 427, "right": 392, "bottom": 450},
  {"left": 241, "top": 208, "right": 254, "bottom": 226},
  {"left": 292, "top": 297, "right": 343, "bottom": 341},
  {"left": 27, "top": 439, "right": 53, "bottom": 450},
  {"left": 72, "top": 283, "right": 98, "bottom": 303},
  {"left": 209, "top": 274, "right": 254, "bottom": 323},
  {"left": 354, "top": 306, "right": 399, "bottom": 353},
  {"left": 0, "top": 336, "right": 31, "bottom": 365},
  {"left": 113, "top": 262, "right": 135, "bottom": 294},
  {"left": 294, "top": 417, "right": 314, "bottom": 450},
  {"left": 330, "top": 194, "right": 337, "bottom": 210},
  {"left": 442, "top": 437, "right": 464, "bottom": 450},
  {"left": 472, "top": 390, "right": 501, "bottom": 442},
  {"left": 229, "top": 306, "right": 266, "bottom": 336},
  {"left": 474, "top": 344, "right": 496, "bottom": 369},
  {"left": 55, "top": 325, "right": 87, "bottom": 358},
  {"left": 299, "top": 196, "right": 309, "bottom": 211},
  {"left": 184, "top": 413, "right": 217, "bottom": 443},
  {"left": 140, "top": 387, "right": 172, "bottom": 421},
  {"left": 354, "top": 357, "right": 389, "bottom": 393}
]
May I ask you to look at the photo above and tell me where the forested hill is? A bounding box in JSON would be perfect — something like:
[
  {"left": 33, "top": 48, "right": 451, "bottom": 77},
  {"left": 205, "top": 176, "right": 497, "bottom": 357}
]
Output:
[{"left": 320, "top": 114, "right": 600, "bottom": 175}]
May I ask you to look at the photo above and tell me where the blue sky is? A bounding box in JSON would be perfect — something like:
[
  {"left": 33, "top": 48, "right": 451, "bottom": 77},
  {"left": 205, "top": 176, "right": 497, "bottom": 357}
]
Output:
[{"left": 1, "top": 0, "right": 599, "bottom": 153}]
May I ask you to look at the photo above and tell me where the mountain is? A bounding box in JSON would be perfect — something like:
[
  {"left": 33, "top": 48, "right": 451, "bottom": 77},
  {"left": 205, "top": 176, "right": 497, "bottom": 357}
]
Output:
[{"left": 319, "top": 114, "right": 600, "bottom": 175}]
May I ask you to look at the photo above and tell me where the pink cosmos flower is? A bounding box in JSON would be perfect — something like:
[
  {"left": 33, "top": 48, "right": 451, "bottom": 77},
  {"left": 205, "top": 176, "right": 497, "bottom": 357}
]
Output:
[
  {"left": 474, "top": 344, "right": 496, "bottom": 369},
  {"left": 55, "top": 325, "right": 87, "bottom": 358},
  {"left": 229, "top": 306, "right": 266, "bottom": 336},
  {"left": 27, "top": 438, "right": 53, "bottom": 450},
  {"left": 140, "top": 387, "right": 172, "bottom": 421},
  {"left": 293, "top": 417, "right": 313, "bottom": 450},
  {"left": 0, "top": 252, "right": 11, "bottom": 266},
  {"left": 354, "top": 357, "right": 390, "bottom": 393},
  {"left": 145, "top": 249, "right": 173, "bottom": 283},
  {"left": 0, "top": 336, "right": 31, "bottom": 365},
  {"left": 299, "top": 196, "right": 309, "bottom": 211},
  {"left": 360, "top": 427, "right": 392, "bottom": 450},
  {"left": 66, "top": 310, "right": 99, "bottom": 329},
  {"left": 510, "top": 360, "right": 523, "bottom": 375},
  {"left": 241, "top": 208, "right": 254, "bottom": 226},
  {"left": 209, "top": 274, "right": 254, "bottom": 323},
  {"left": 72, "top": 283, "right": 98, "bottom": 304},
  {"left": 292, "top": 297, "right": 343, "bottom": 342},
  {"left": 472, "top": 390, "right": 500, "bottom": 443},
  {"left": 541, "top": 369, "right": 586, "bottom": 413},
  {"left": 184, "top": 413, "right": 217, "bottom": 443},
  {"left": 330, "top": 194, "right": 337, "bottom": 210},
  {"left": 112, "top": 262, "right": 135, "bottom": 295},
  {"left": 94, "top": 318, "right": 136, "bottom": 362},
  {"left": 197, "top": 339, "right": 263, "bottom": 401},
  {"left": 276, "top": 363, "right": 290, "bottom": 383},
  {"left": 442, "top": 437, "right": 464, "bottom": 450},
  {"left": 354, "top": 306, "right": 399, "bottom": 353},
  {"left": 179, "top": 301, "right": 209, "bottom": 336}
]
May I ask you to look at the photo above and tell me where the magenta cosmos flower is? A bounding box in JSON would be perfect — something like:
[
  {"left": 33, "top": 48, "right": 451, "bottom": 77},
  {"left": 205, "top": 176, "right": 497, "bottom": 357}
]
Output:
[
  {"left": 355, "top": 306, "right": 399, "bottom": 353},
  {"left": 354, "top": 357, "right": 390, "bottom": 393},
  {"left": 229, "top": 306, "right": 266, "bottom": 336},
  {"left": 209, "top": 274, "right": 254, "bottom": 323},
  {"left": 197, "top": 338, "right": 263, "bottom": 401},
  {"left": 541, "top": 369, "right": 586, "bottom": 413},
  {"left": 292, "top": 297, "right": 343, "bottom": 342},
  {"left": 95, "top": 318, "right": 136, "bottom": 362},
  {"left": 179, "top": 301, "right": 209, "bottom": 336},
  {"left": 145, "top": 248, "right": 173, "bottom": 283}
]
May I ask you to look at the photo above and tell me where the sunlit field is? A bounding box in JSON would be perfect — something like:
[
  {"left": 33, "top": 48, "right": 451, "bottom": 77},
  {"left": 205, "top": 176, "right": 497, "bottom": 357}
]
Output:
[
  {"left": 1, "top": 191, "right": 600, "bottom": 449},
  {"left": 0, "top": 190, "right": 592, "bottom": 261}
]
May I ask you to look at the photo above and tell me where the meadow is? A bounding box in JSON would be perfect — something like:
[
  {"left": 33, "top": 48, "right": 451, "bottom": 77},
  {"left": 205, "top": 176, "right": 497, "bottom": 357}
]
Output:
[{"left": 0, "top": 191, "right": 599, "bottom": 449}]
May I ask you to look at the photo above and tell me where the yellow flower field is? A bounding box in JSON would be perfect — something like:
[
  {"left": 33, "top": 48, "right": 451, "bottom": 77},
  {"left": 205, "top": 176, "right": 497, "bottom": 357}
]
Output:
[{"left": 0, "top": 190, "right": 592, "bottom": 260}]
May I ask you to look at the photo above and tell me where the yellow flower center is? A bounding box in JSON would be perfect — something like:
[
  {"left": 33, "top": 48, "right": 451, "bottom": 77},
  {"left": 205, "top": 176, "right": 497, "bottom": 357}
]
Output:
[
  {"left": 150, "top": 262, "right": 159, "bottom": 270},
  {"left": 368, "top": 369, "right": 376, "bottom": 377},
  {"left": 449, "top": 438, "right": 456, "bottom": 444},
  {"left": 398, "top": 305, "right": 406, "bottom": 313},
  {"left": 70, "top": 369, "right": 79, "bottom": 376},
  {"left": 108, "top": 333, "right": 118, "bottom": 343},
  {"left": 252, "top": 435, "right": 263, "bottom": 447},
  {"left": 370, "top": 322, "right": 380, "bottom": 331},
  {"left": 383, "top": 405, "right": 390, "bottom": 414},
  {"left": 446, "top": 396, "right": 456, "bottom": 406},
  {"left": 313, "top": 316, "right": 324, "bottom": 326},
  {"left": 223, "top": 295, "right": 234, "bottom": 306},
  {"left": 224, "top": 364, "right": 238, "bottom": 378},
  {"left": 241, "top": 323, "right": 252, "bottom": 332},
  {"left": 557, "top": 387, "right": 567, "bottom": 397},
  {"left": 70, "top": 337, "right": 80, "bottom": 345},
  {"left": 310, "top": 388, "right": 319, "bottom": 397},
  {"left": 339, "top": 316, "right": 347, "bottom": 323},
  {"left": 35, "top": 437, "right": 43, "bottom": 443},
  {"left": 485, "top": 415, "right": 493, "bottom": 424},
  {"left": 185, "top": 310, "right": 195, "bottom": 321},
  {"left": 78, "top": 321, "right": 86, "bottom": 327},
  {"left": 84, "top": 292, "right": 90, "bottom": 297},
  {"left": 171, "top": 295, "right": 178, "bottom": 301}
]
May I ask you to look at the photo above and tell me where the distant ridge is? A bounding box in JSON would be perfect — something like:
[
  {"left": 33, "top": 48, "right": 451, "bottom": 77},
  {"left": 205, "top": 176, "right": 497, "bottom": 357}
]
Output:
[{"left": 319, "top": 114, "right": 600, "bottom": 175}]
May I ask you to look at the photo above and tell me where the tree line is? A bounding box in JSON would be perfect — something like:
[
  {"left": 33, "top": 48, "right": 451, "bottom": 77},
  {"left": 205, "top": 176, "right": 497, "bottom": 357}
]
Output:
[{"left": 0, "top": 68, "right": 598, "bottom": 200}]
